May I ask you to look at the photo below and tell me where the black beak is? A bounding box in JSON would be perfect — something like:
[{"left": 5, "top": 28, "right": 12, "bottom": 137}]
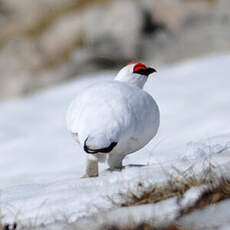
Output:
[
  {"left": 145, "top": 67, "right": 157, "bottom": 76},
  {"left": 134, "top": 67, "right": 157, "bottom": 76}
]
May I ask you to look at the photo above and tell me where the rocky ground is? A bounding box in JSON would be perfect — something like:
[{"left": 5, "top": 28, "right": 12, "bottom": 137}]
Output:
[{"left": 0, "top": 0, "right": 230, "bottom": 99}]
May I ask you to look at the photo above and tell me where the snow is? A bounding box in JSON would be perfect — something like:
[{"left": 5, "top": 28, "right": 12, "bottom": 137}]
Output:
[
  {"left": 0, "top": 53, "right": 230, "bottom": 226},
  {"left": 178, "top": 199, "right": 230, "bottom": 229},
  {"left": 74, "top": 197, "right": 180, "bottom": 230},
  {"left": 179, "top": 185, "right": 208, "bottom": 209}
]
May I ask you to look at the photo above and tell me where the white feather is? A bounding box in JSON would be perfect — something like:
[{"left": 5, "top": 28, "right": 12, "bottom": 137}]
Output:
[{"left": 66, "top": 63, "right": 160, "bottom": 176}]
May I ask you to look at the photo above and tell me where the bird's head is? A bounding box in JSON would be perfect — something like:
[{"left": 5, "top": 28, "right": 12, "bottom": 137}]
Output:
[{"left": 114, "top": 62, "right": 157, "bottom": 88}]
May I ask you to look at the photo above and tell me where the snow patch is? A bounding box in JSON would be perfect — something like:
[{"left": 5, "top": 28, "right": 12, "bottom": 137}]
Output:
[{"left": 0, "top": 54, "right": 230, "bottom": 226}]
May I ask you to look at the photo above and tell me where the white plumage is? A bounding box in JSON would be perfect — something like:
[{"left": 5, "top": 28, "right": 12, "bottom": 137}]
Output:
[{"left": 66, "top": 62, "right": 160, "bottom": 177}]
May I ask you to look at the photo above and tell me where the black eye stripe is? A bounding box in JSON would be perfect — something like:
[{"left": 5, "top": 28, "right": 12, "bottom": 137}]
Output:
[{"left": 134, "top": 69, "right": 147, "bottom": 75}]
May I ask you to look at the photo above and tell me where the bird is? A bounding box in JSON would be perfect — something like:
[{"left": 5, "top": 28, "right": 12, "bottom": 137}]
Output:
[{"left": 66, "top": 62, "right": 160, "bottom": 177}]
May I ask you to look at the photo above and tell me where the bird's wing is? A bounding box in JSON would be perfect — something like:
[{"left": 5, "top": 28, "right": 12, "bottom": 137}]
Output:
[{"left": 66, "top": 81, "right": 159, "bottom": 151}]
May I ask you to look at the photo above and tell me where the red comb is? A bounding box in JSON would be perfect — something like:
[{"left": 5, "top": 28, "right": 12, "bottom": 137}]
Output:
[{"left": 132, "top": 63, "right": 147, "bottom": 73}]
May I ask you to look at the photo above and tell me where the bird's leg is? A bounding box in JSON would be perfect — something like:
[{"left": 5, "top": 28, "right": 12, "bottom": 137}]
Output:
[
  {"left": 82, "top": 155, "right": 99, "bottom": 178},
  {"left": 108, "top": 153, "right": 125, "bottom": 170},
  {"left": 96, "top": 153, "right": 107, "bottom": 163}
]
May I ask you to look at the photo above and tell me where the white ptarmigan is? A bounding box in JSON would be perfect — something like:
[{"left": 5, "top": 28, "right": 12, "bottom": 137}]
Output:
[{"left": 66, "top": 62, "right": 160, "bottom": 177}]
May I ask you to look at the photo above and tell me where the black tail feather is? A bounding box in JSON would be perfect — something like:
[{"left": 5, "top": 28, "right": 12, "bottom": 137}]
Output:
[{"left": 84, "top": 138, "right": 117, "bottom": 154}]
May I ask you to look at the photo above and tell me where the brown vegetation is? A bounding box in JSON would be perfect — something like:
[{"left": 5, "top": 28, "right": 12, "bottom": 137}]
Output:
[
  {"left": 99, "top": 170, "right": 230, "bottom": 230},
  {"left": 106, "top": 223, "right": 189, "bottom": 230},
  {"left": 121, "top": 176, "right": 202, "bottom": 207}
]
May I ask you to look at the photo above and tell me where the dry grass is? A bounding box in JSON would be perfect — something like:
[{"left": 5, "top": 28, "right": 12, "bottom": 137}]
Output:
[
  {"left": 105, "top": 223, "right": 189, "bottom": 230},
  {"left": 120, "top": 163, "right": 230, "bottom": 209},
  {"left": 181, "top": 176, "right": 230, "bottom": 214},
  {"left": 101, "top": 167, "right": 230, "bottom": 230},
  {"left": 121, "top": 171, "right": 203, "bottom": 207}
]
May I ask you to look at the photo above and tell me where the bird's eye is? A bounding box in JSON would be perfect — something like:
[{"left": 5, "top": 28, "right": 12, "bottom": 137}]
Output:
[{"left": 133, "top": 63, "right": 147, "bottom": 74}]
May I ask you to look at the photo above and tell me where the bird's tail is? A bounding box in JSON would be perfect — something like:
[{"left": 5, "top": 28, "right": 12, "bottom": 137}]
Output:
[{"left": 84, "top": 136, "right": 118, "bottom": 154}]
